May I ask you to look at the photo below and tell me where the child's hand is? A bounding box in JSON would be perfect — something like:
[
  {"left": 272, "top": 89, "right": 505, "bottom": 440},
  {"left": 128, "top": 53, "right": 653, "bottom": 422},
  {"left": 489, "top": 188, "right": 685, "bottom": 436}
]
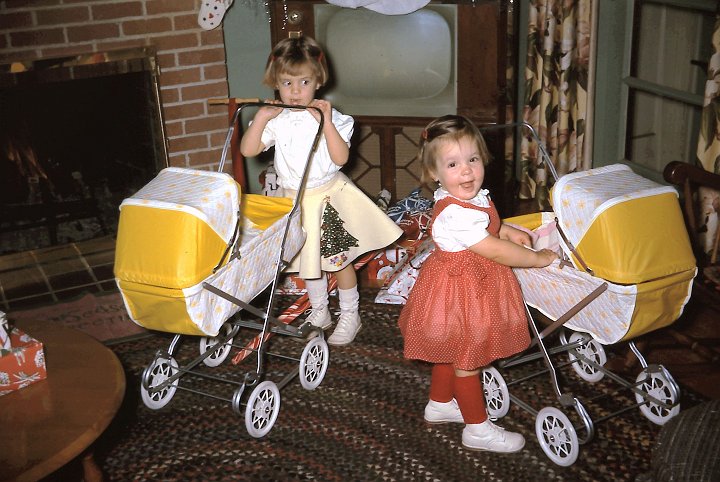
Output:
[
  {"left": 255, "top": 99, "right": 283, "bottom": 122},
  {"left": 308, "top": 99, "right": 332, "bottom": 124},
  {"left": 499, "top": 223, "right": 532, "bottom": 247},
  {"left": 533, "top": 248, "right": 558, "bottom": 268},
  {"left": 507, "top": 228, "right": 532, "bottom": 247}
]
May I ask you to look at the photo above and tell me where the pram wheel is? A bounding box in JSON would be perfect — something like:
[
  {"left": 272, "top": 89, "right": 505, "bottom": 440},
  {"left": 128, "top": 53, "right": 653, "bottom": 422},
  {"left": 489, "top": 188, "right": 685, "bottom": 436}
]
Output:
[
  {"left": 140, "top": 355, "right": 179, "bottom": 410},
  {"left": 299, "top": 336, "right": 329, "bottom": 390},
  {"left": 567, "top": 332, "right": 607, "bottom": 383},
  {"left": 535, "top": 407, "right": 580, "bottom": 467},
  {"left": 635, "top": 366, "right": 680, "bottom": 425},
  {"left": 245, "top": 380, "right": 281, "bottom": 438},
  {"left": 199, "top": 322, "right": 234, "bottom": 367},
  {"left": 482, "top": 367, "right": 510, "bottom": 418}
]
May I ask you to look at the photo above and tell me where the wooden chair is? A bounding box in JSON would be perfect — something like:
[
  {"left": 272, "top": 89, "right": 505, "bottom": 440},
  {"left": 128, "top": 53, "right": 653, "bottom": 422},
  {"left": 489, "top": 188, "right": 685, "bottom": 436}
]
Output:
[
  {"left": 664, "top": 161, "right": 720, "bottom": 309},
  {"left": 661, "top": 161, "right": 720, "bottom": 364}
]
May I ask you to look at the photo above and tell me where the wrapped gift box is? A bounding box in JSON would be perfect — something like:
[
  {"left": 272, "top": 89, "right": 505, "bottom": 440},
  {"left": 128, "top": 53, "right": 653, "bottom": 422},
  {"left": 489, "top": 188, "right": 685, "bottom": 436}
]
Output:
[
  {"left": 0, "top": 328, "right": 47, "bottom": 396},
  {"left": 276, "top": 273, "right": 308, "bottom": 295},
  {"left": 375, "top": 237, "right": 435, "bottom": 304},
  {"left": 363, "top": 238, "right": 420, "bottom": 288}
]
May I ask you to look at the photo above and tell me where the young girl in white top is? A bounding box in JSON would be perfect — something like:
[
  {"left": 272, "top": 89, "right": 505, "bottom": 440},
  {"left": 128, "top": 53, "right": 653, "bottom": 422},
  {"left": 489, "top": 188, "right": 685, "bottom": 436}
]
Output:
[
  {"left": 241, "top": 36, "right": 402, "bottom": 346},
  {"left": 398, "top": 115, "right": 557, "bottom": 452}
]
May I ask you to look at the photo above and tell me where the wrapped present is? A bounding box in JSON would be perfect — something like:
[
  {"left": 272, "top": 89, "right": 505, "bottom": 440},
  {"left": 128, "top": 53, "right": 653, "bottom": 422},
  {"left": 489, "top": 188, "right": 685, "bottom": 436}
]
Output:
[
  {"left": 364, "top": 190, "right": 433, "bottom": 287},
  {"left": 364, "top": 244, "right": 410, "bottom": 288},
  {"left": 374, "top": 236, "right": 435, "bottom": 304},
  {"left": 0, "top": 311, "right": 10, "bottom": 350},
  {"left": 276, "top": 273, "right": 337, "bottom": 296},
  {"left": 276, "top": 273, "right": 308, "bottom": 295},
  {"left": 0, "top": 327, "right": 47, "bottom": 396},
  {"left": 386, "top": 187, "right": 433, "bottom": 223},
  {"left": 396, "top": 210, "right": 432, "bottom": 241}
]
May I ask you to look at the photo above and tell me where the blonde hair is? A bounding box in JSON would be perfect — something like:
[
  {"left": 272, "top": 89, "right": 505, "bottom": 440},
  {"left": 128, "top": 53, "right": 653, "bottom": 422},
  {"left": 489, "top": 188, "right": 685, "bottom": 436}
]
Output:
[
  {"left": 262, "top": 36, "right": 329, "bottom": 89},
  {"left": 417, "top": 115, "right": 491, "bottom": 184}
]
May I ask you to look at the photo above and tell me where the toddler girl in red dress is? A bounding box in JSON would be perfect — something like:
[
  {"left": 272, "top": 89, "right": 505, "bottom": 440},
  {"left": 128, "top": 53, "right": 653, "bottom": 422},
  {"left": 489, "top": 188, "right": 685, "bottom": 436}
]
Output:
[{"left": 398, "top": 115, "right": 557, "bottom": 453}]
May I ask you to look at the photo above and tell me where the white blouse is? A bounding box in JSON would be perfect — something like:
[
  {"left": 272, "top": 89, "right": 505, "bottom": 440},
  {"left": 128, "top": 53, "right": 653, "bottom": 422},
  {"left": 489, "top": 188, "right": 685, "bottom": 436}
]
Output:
[
  {"left": 432, "top": 188, "right": 492, "bottom": 252},
  {"left": 261, "top": 108, "right": 354, "bottom": 190}
]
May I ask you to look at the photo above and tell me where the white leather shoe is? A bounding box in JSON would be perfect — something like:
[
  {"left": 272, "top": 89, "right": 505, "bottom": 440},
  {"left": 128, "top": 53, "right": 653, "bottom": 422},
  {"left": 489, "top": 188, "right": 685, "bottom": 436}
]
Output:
[
  {"left": 305, "top": 305, "right": 332, "bottom": 330},
  {"left": 327, "top": 310, "right": 361, "bottom": 346},
  {"left": 462, "top": 420, "right": 525, "bottom": 453},
  {"left": 424, "top": 399, "right": 465, "bottom": 424}
]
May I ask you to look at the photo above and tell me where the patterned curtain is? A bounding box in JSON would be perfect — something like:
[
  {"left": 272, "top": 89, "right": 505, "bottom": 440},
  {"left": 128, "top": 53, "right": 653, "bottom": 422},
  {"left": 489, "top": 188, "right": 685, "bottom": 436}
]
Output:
[
  {"left": 697, "top": 12, "right": 720, "bottom": 174},
  {"left": 519, "top": 0, "right": 594, "bottom": 210}
]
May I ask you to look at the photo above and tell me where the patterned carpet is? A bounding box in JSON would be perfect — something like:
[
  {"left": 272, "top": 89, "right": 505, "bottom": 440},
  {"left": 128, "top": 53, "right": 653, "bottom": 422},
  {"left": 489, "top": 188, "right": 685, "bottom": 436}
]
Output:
[{"left": 86, "top": 291, "right": 703, "bottom": 482}]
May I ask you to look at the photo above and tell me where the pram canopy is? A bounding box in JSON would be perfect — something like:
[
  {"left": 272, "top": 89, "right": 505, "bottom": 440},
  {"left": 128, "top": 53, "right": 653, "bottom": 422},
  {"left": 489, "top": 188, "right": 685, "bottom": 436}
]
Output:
[
  {"left": 114, "top": 167, "right": 300, "bottom": 336},
  {"left": 115, "top": 168, "right": 241, "bottom": 289},
  {"left": 552, "top": 164, "right": 695, "bottom": 285}
]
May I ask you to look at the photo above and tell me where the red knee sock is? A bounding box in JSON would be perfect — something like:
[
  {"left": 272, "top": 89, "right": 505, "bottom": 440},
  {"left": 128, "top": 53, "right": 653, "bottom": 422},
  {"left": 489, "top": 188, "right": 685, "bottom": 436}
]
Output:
[
  {"left": 454, "top": 374, "right": 488, "bottom": 424},
  {"left": 429, "top": 363, "right": 455, "bottom": 403}
]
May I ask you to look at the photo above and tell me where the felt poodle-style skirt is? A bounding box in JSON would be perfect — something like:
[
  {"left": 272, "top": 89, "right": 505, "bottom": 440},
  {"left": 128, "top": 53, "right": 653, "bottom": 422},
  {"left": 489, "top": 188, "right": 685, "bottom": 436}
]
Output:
[{"left": 284, "top": 172, "right": 402, "bottom": 279}]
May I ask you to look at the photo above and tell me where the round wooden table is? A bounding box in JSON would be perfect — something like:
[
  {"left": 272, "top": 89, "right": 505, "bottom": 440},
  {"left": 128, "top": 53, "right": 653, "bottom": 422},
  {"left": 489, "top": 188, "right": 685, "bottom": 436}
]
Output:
[{"left": 0, "top": 318, "right": 126, "bottom": 482}]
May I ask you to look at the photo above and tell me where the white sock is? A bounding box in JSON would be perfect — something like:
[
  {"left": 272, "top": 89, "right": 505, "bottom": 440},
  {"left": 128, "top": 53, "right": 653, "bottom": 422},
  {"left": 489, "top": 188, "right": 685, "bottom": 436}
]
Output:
[
  {"left": 338, "top": 285, "right": 359, "bottom": 313},
  {"left": 304, "top": 277, "right": 329, "bottom": 310}
]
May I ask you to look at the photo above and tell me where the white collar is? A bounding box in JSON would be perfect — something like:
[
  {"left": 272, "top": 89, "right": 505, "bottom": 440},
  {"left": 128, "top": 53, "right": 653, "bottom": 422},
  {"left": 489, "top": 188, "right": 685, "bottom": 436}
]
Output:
[{"left": 434, "top": 187, "right": 491, "bottom": 208}]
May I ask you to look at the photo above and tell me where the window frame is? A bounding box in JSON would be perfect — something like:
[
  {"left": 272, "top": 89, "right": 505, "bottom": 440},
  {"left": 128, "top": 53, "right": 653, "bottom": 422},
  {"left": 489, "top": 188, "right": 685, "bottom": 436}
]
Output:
[{"left": 592, "top": 0, "right": 716, "bottom": 183}]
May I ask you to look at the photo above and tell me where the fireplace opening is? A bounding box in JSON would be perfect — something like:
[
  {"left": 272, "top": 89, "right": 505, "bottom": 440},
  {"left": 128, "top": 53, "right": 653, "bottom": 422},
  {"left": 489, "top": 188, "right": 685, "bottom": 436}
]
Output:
[{"left": 0, "top": 48, "right": 167, "bottom": 255}]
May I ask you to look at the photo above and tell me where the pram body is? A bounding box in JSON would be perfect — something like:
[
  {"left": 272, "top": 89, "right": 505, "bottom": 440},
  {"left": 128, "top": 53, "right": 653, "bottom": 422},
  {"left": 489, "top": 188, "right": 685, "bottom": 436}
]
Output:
[
  {"left": 114, "top": 102, "right": 331, "bottom": 438},
  {"left": 513, "top": 164, "right": 696, "bottom": 344},
  {"left": 115, "top": 167, "right": 303, "bottom": 337},
  {"left": 474, "top": 124, "right": 695, "bottom": 467}
]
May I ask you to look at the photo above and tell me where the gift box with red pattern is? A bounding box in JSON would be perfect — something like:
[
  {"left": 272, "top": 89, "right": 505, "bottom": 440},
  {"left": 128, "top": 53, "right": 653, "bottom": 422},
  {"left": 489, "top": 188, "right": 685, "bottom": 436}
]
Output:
[{"left": 0, "top": 328, "right": 47, "bottom": 396}]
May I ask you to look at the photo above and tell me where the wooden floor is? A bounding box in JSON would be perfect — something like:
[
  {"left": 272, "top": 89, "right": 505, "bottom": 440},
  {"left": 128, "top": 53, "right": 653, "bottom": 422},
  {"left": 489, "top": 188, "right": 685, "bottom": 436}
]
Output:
[{"left": 1, "top": 234, "right": 719, "bottom": 401}]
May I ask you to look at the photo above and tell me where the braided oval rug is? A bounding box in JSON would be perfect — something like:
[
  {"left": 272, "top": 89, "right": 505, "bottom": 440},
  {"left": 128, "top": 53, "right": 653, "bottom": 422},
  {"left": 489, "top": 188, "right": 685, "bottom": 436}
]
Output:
[{"left": 90, "top": 293, "right": 702, "bottom": 482}]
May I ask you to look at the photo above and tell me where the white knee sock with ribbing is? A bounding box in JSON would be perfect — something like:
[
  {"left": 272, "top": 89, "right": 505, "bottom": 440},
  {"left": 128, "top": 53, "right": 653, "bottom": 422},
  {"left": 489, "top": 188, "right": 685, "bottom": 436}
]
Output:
[
  {"left": 338, "top": 285, "right": 359, "bottom": 313},
  {"left": 304, "top": 277, "right": 329, "bottom": 309}
]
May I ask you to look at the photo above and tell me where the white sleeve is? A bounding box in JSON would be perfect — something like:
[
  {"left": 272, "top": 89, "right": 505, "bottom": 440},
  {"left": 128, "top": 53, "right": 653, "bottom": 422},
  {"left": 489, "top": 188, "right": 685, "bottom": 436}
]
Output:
[
  {"left": 260, "top": 117, "right": 277, "bottom": 151},
  {"left": 332, "top": 109, "right": 354, "bottom": 145},
  {"left": 432, "top": 204, "right": 490, "bottom": 252}
]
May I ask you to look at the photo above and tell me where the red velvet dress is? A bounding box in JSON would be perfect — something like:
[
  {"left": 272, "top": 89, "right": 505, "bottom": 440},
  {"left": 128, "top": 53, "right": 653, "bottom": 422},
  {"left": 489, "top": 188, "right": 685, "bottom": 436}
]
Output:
[{"left": 398, "top": 197, "right": 530, "bottom": 370}]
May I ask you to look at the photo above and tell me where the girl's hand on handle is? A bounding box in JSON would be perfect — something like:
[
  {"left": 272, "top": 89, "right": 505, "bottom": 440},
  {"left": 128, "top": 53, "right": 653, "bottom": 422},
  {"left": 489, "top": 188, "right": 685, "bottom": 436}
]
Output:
[
  {"left": 255, "top": 99, "right": 283, "bottom": 122},
  {"left": 308, "top": 98, "right": 350, "bottom": 166},
  {"left": 240, "top": 99, "right": 282, "bottom": 158},
  {"left": 533, "top": 248, "right": 558, "bottom": 268},
  {"left": 308, "top": 99, "right": 332, "bottom": 124}
]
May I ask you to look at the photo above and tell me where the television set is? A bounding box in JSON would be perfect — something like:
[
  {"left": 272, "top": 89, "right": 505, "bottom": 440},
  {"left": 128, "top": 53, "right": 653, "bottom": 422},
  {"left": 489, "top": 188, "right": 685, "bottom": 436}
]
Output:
[
  {"left": 269, "top": 0, "right": 509, "bottom": 123},
  {"left": 314, "top": 5, "right": 455, "bottom": 118}
]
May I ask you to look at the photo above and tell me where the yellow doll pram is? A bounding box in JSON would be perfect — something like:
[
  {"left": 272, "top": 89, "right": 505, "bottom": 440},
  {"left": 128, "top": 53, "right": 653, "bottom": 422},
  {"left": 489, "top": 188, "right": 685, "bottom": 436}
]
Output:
[
  {"left": 115, "top": 167, "right": 305, "bottom": 336},
  {"left": 515, "top": 164, "right": 696, "bottom": 344},
  {"left": 476, "top": 123, "right": 696, "bottom": 467},
  {"left": 114, "top": 101, "right": 330, "bottom": 438}
]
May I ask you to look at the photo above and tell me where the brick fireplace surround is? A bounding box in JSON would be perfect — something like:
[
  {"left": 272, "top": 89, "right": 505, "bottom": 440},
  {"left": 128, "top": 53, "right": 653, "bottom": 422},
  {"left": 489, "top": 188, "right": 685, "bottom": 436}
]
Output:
[{"left": 0, "top": 0, "right": 232, "bottom": 172}]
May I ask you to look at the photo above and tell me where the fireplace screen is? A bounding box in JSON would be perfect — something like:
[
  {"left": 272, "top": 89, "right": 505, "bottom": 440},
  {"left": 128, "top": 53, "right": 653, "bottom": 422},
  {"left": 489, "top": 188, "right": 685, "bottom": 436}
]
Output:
[{"left": 0, "top": 48, "right": 167, "bottom": 255}]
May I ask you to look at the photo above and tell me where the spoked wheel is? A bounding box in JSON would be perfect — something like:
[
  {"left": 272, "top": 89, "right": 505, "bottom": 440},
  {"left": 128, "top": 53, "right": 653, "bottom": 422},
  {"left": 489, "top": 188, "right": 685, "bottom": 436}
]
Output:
[
  {"left": 299, "top": 336, "right": 329, "bottom": 390},
  {"left": 482, "top": 367, "right": 510, "bottom": 418},
  {"left": 199, "top": 322, "right": 234, "bottom": 367},
  {"left": 140, "top": 355, "right": 179, "bottom": 410},
  {"left": 245, "top": 381, "right": 281, "bottom": 438},
  {"left": 567, "top": 332, "right": 607, "bottom": 383},
  {"left": 635, "top": 366, "right": 680, "bottom": 425},
  {"left": 535, "top": 407, "right": 580, "bottom": 467}
]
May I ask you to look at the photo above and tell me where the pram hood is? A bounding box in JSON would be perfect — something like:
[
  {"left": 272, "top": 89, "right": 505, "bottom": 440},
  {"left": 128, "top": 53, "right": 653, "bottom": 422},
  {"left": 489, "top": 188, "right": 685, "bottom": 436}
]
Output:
[
  {"left": 551, "top": 164, "right": 695, "bottom": 285},
  {"left": 114, "top": 167, "right": 241, "bottom": 289}
]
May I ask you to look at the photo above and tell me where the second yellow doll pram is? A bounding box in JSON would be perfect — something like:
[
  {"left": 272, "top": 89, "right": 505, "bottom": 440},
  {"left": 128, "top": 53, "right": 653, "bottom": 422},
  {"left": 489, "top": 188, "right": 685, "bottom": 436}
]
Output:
[
  {"left": 475, "top": 123, "right": 696, "bottom": 467},
  {"left": 114, "top": 102, "right": 330, "bottom": 438}
]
